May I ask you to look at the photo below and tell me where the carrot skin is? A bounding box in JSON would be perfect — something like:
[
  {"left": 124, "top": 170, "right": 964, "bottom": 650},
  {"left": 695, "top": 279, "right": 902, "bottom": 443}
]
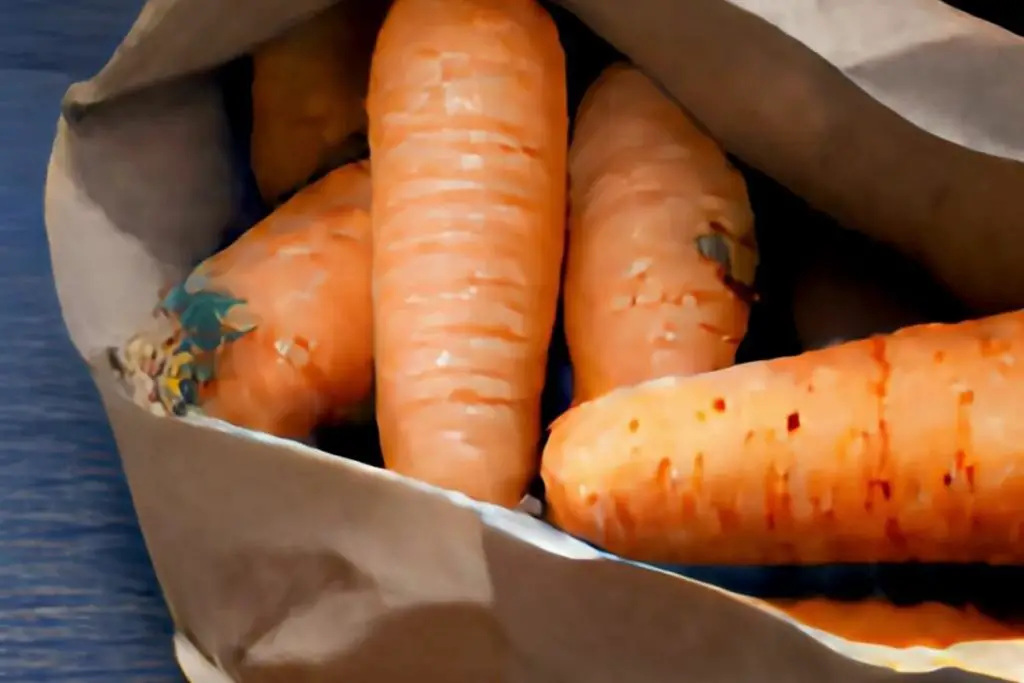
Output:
[
  {"left": 565, "top": 64, "right": 756, "bottom": 404},
  {"left": 250, "top": 1, "right": 386, "bottom": 204},
  {"left": 542, "top": 311, "right": 1024, "bottom": 564},
  {"left": 175, "top": 161, "right": 375, "bottom": 438},
  {"left": 367, "top": 0, "right": 568, "bottom": 506},
  {"left": 766, "top": 599, "right": 1023, "bottom": 648}
]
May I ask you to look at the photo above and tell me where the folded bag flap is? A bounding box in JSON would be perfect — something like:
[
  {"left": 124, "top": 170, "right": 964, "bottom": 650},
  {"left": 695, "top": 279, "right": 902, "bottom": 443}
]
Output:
[
  {"left": 45, "top": 78, "right": 235, "bottom": 360},
  {"left": 90, "top": 366, "right": 1017, "bottom": 682},
  {"left": 60, "top": 0, "right": 339, "bottom": 119}
]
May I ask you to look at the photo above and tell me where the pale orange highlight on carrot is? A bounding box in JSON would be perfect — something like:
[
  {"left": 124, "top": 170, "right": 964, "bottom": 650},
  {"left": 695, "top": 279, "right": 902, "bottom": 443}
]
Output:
[
  {"left": 565, "top": 64, "right": 756, "bottom": 404},
  {"left": 768, "top": 599, "right": 1023, "bottom": 649},
  {"left": 543, "top": 311, "right": 1024, "bottom": 564},
  {"left": 367, "top": 0, "right": 568, "bottom": 506},
  {"left": 197, "top": 161, "right": 374, "bottom": 438}
]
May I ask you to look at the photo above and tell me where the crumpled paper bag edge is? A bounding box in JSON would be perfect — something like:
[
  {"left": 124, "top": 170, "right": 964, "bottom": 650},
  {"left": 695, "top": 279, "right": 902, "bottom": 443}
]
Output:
[
  {"left": 59, "top": 0, "right": 342, "bottom": 120},
  {"left": 175, "top": 633, "right": 234, "bottom": 683},
  {"left": 136, "top": 378, "right": 1024, "bottom": 682}
]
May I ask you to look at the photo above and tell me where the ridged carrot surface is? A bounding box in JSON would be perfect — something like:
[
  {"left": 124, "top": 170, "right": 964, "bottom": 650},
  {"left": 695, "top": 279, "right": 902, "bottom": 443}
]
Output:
[
  {"left": 565, "top": 64, "right": 756, "bottom": 403},
  {"left": 250, "top": 1, "right": 386, "bottom": 204},
  {"left": 768, "top": 599, "right": 1023, "bottom": 648},
  {"left": 159, "top": 161, "right": 374, "bottom": 439},
  {"left": 543, "top": 310, "right": 1024, "bottom": 564},
  {"left": 367, "top": 0, "right": 568, "bottom": 506}
]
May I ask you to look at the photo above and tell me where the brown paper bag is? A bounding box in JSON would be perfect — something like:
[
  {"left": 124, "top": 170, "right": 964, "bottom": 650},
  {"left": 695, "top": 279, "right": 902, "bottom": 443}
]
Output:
[
  {"left": 557, "top": 0, "right": 1024, "bottom": 315},
  {"left": 44, "top": 0, "right": 1024, "bottom": 681}
]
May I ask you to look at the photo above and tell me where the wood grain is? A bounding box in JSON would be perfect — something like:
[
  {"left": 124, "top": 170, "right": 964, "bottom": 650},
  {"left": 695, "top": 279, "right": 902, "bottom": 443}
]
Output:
[{"left": 0, "top": 1, "right": 181, "bottom": 679}]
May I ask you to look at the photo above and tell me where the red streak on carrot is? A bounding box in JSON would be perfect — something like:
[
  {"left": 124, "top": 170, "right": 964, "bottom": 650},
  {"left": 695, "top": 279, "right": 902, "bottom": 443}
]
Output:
[
  {"left": 368, "top": 0, "right": 568, "bottom": 506},
  {"left": 565, "top": 64, "right": 756, "bottom": 403},
  {"left": 543, "top": 310, "right": 1024, "bottom": 564}
]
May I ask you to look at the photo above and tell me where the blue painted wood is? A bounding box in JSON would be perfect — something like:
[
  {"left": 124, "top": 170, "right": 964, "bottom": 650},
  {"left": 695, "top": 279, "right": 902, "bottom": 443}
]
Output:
[{"left": 0, "top": 2, "right": 182, "bottom": 680}]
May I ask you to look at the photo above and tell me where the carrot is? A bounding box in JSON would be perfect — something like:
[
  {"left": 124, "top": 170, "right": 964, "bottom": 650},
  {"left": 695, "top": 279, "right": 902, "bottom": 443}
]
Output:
[
  {"left": 565, "top": 64, "right": 756, "bottom": 404},
  {"left": 367, "top": 0, "right": 568, "bottom": 506},
  {"left": 767, "top": 599, "right": 1023, "bottom": 648},
  {"left": 250, "top": 1, "right": 387, "bottom": 204},
  {"left": 542, "top": 310, "right": 1024, "bottom": 564},
  {"left": 154, "top": 161, "right": 374, "bottom": 439}
]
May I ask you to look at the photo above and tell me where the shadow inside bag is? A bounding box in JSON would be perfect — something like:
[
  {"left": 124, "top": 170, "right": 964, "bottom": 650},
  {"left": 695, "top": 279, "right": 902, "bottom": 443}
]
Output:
[{"left": 195, "top": 0, "right": 1024, "bottom": 636}]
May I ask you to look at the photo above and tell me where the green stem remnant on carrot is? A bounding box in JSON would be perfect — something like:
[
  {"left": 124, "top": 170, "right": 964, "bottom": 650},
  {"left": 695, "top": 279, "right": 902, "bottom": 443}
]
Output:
[
  {"left": 543, "top": 311, "right": 1024, "bottom": 564},
  {"left": 118, "top": 162, "right": 375, "bottom": 439}
]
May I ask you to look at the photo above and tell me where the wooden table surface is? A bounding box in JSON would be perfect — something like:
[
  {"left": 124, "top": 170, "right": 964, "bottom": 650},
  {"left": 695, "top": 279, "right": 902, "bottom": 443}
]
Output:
[{"left": 0, "top": 1, "right": 181, "bottom": 680}]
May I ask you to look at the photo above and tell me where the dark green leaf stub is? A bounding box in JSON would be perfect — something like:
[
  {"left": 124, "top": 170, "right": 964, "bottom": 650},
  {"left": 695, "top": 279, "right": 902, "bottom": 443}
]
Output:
[
  {"left": 150, "top": 274, "right": 259, "bottom": 414},
  {"left": 696, "top": 233, "right": 733, "bottom": 275}
]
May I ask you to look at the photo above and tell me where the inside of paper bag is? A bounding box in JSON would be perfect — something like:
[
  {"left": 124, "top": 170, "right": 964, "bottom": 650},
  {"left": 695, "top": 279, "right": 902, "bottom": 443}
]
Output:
[{"left": 76, "top": 0, "right": 1024, "bottom": 655}]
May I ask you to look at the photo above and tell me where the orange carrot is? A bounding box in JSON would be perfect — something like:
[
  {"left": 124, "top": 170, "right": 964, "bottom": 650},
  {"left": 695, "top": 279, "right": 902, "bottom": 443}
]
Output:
[
  {"left": 767, "top": 599, "right": 1023, "bottom": 648},
  {"left": 158, "top": 161, "right": 374, "bottom": 439},
  {"left": 543, "top": 310, "right": 1024, "bottom": 564},
  {"left": 367, "top": 0, "right": 568, "bottom": 506},
  {"left": 250, "top": 1, "right": 387, "bottom": 204},
  {"left": 565, "top": 64, "right": 756, "bottom": 404}
]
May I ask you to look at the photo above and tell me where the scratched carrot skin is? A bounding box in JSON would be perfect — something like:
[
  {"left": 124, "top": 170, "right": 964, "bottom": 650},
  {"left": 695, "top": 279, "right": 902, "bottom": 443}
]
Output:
[
  {"left": 367, "top": 0, "right": 568, "bottom": 506},
  {"left": 166, "top": 161, "right": 374, "bottom": 439},
  {"left": 565, "top": 64, "right": 756, "bottom": 404},
  {"left": 543, "top": 311, "right": 1024, "bottom": 564}
]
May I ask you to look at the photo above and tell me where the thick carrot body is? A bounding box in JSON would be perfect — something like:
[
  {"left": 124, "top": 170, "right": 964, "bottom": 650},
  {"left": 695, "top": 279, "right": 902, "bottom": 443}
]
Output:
[
  {"left": 167, "top": 161, "right": 374, "bottom": 438},
  {"left": 767, "top": 599, "right": 1023, "bottom": 648},
  {"left": 367, "top": 0, "right": 568, "bottom": 506},
  {"left": 250, "top": 1, "right": 386, "bottom": 204},
  {"left": 542, "top": 310, "right": 1024, "bottom": 564},
  {"left": 565, "top": 64, "right": 756, "bottom": 403}
]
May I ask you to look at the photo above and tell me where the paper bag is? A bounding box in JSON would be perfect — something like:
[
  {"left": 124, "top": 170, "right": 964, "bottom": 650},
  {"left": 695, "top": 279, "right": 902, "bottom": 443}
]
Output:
[
  {"left": 557, "top": 0, "right": 1024, "bottom": 315},
  {"left": 789, "top": 217, "right": 965, "bottom": 350},
  {"left": 44, "top": 0, "right": 1024, "bottom": 681}
]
